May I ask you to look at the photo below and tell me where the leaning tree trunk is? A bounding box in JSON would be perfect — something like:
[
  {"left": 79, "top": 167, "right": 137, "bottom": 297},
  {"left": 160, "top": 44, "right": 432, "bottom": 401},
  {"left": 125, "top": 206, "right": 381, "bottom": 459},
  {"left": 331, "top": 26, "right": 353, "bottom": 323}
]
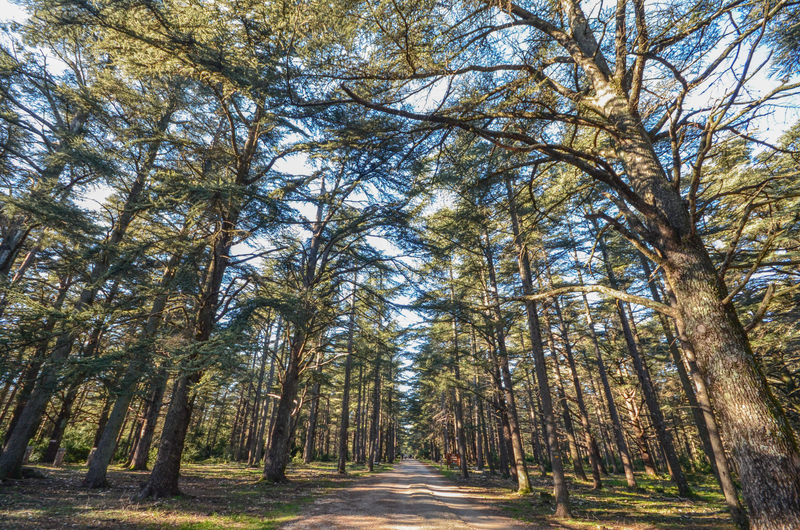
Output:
[
  {"left": 41, "top": 382, "right": 81, "bottom": 463},
  {"left": 604, "top": 91, "right": 799, "bottom": 526},
  {"left": 596, "top": 233, "right": 690, "bottom": 496},
  {"left": 83, "top": 244, "right": 182, "bottom": 487},
  {"left": 130, "top": 368, "right": 168, "bottom": 471},
  {"left": 0, "top": 110, "right": 170, "bottom": 480},
  {"left": 138, "top": 215, "right": 235, "bottom": 498},
  {"left": 137, "top": 372, "right": 199, "bottom": 499}
]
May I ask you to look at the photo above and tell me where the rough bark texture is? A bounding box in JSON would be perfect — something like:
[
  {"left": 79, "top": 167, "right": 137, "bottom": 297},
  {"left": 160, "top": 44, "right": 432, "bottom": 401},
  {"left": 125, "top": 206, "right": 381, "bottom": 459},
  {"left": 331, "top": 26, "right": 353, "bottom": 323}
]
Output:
[
  {"left": 137, "top": 373, "right": 198, "bottom": 499},
  {"left": 588, "top": 74, "right": 800, "bottom": 524},
  {"left": 597, "top": 236, "right": 689, "bottom": 496},
  {"left": 262, "top": 338, "right": 303, "bottom": 483}
]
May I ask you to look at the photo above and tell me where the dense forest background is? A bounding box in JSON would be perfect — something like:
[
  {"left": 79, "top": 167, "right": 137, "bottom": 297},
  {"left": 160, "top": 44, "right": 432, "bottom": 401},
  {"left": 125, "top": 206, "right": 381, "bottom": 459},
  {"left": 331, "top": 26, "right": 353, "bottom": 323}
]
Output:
[{"left": 0, "top": 0, "right": 799, "bottom": 528}]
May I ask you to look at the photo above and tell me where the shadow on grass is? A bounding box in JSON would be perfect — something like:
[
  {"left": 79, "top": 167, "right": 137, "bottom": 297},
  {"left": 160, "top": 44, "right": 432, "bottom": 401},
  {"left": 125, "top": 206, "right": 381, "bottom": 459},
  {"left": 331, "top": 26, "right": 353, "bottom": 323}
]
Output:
[
  {"left": 427, "top": 461, "right": 736, "bottom": 530},
  {"left": 0, "top": 460, "right": 393, "bottom": 530}
]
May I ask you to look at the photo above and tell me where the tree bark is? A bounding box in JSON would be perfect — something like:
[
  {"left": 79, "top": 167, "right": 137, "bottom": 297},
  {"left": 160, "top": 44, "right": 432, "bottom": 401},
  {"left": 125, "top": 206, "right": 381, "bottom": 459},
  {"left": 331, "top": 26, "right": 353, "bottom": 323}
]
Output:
[
  {"left": 262, "top": 334, "right": 304, "bottom": 483},
  {"left": 551, "top": 293, "right": 602, "bottom": 488},
  {"left": 368, "top": 343, "right": 382, "bottom": 472},
  {"left": 596, "top": 233, "right": 689, "bottom": 497},
  {"left": 665, "top": 284, "right": 750, "bottom": 529},
  {"left": 573, "top": 253, "right": 637, "bottom": 489},
  {"left": 338, "top": 283, "right": 357, "bottom": 473}
]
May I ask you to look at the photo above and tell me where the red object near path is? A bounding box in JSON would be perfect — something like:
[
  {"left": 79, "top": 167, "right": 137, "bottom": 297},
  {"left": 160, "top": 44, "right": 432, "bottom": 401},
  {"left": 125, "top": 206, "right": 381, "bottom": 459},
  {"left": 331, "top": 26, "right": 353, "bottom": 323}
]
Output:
[{"left": 445, "top": 453, "right": 460, "bottom": 468}]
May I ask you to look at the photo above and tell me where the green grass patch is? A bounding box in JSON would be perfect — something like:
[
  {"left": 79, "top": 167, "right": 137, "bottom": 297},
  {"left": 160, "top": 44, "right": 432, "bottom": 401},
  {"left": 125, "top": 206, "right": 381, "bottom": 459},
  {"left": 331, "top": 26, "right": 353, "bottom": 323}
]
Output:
[{"left": 428, "top": 463, "right": 736, "bottom": 529}]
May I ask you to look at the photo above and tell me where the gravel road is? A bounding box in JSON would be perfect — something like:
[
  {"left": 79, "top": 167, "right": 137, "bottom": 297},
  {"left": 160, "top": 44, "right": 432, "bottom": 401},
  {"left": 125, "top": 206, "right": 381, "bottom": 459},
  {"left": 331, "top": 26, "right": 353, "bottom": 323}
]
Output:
[{"left": 282, "top": 459, "right": 539, "bottom": 530}]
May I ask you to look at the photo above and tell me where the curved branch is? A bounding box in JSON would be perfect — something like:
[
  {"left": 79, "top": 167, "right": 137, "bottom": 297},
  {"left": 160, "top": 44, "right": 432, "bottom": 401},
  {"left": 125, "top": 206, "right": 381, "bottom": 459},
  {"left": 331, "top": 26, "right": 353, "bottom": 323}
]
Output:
[{"left": 507, "top": 284, "right": 677, "bottom": 318}]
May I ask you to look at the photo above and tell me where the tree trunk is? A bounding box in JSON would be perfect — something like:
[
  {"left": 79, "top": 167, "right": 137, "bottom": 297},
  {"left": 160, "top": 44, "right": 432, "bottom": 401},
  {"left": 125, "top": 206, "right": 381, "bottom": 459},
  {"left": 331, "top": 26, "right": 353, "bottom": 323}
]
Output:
[
  {"left": 449, "top": 266, "right": 469, "bottom": 479},
  {"left": 130, "top": 368, "right": 168, "bottom": 471},
  {"left": 482, "top": 228, "right": 531, "bottom": 493},
  {"left": 42, "top": 382, "right": 81, "bottom": 463},
  {"left": 501, "top": 177, "right": 565, "bottom": 511},
  {"left": 368, "top": 343, "right": 382, "bottom": 472},
  {"left": 137, "top": 372, "right": 198, "bottom": 499},
  {"left": 551, "top": 294, "right": 602, "bottom": 488},
  {"left": 303, "top": 350, "right": 323, "bottom": 464},
  {"left": 542, "top": 308, "right": 586, "bottom": 482},
  {"left": 597, "top": 234, "right": 689, "bottom": 496},
  {"left": 665, "top": 284, "right": 750, "bottom": 529},
  {"left": 262, "top": 335, "right": 303, "bottom": 483},
  {"left": 573, "top": 254, "right": 637, "bottom": 489},
  {"left": 603, "top": 84, "right": 799, "bottom": 526}
]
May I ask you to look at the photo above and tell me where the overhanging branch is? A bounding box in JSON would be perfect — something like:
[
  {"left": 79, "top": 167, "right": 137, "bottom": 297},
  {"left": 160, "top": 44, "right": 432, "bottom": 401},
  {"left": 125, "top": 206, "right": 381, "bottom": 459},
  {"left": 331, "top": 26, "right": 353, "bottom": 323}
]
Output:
[{"left": 507, "top": 284, "right": 677, "bottom": 318}]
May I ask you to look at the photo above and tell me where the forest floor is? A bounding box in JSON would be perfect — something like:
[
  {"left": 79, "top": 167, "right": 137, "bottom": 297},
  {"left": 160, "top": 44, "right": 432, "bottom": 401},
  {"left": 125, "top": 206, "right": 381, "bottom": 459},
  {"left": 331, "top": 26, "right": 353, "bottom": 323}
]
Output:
[
  {"left": 0, "top": 460, "right": 392, "bottom": 529},
  {"left": 0, "top": 459, "right": 737, "bottom": 529},
  {"left": 434, "top": 461, "right": 736, "bottom": 529}
]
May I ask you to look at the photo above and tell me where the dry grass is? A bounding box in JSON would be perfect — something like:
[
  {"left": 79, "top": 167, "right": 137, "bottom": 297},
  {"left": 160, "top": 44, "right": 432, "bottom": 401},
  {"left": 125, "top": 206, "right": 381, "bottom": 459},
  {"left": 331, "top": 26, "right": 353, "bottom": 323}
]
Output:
[{"left": 0, "top": 460, "right": 391, "bottom": 529}]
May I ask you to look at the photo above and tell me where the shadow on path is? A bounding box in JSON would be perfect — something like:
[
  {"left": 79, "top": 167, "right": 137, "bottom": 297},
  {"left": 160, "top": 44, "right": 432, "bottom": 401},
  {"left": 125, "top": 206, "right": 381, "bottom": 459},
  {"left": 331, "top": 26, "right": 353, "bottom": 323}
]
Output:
[{"left": 282, "top": 459, "right": 542, "bottom": 530}]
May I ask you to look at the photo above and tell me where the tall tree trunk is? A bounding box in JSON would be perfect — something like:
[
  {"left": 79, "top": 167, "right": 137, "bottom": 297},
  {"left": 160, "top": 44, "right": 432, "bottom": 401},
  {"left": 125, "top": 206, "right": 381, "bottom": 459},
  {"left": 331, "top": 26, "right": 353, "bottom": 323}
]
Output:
[
  {"left": 597, "top": 234, "right": 689, "bottom": 496},
  {"left": 136, "top": 371, "right": 198, "bottom": 499},
  {"left": 248, "top": 320, "right": 274, "bottom": 465},
  {"left": 550, "top": 293, "right": 602, "bottom": 488},
  {"left": 0, "top": 106, "right": 174, "bottom": 480},
  {"left": 262, "top": 334, "right": 304, "bottom": 483},
  {"left": 368, "top": 344, "right": 382, "bottom": 472},
  {"left": 665, "top": 284, "right": 750, "bottom": 528},
  {"left": 41, "top": 382, "right": 81, "bottom": 463},
  {"left": 598, "top": 81, "right": 799, "bottom": 526},
  {"left": 303, "top": 350, "right": 323, "bottom": 464},
  {"left": 254, "top": 323, "right": 279, "bottom": 465},
  {"left": 573, "top": 251, "right": 637, "bottom": 489},
  {"left": 542, "top": 308, "right": 587, "bottom": 482},
  {"left": 639, "top": 256, "right": 717, "bottom": 471},
  {"left": 501, "top": 176, "right": 565, "bottom": 510},
  {"left": 130, "top": 368, "right": 168, "bottom": 471},
  {"left": 338, "top": 281, "right": 356, "bottom": 473},
  {"left": 482, "top": 229, "right": 531, "bottom": 493},
  {"left": 449, "top": 265, "right": 469, "bottom": 479},
  {"left": 83, "top": 243, "right": 183, "bottom": 487},
  {"left": 353, "top": 363, "right": 363, "bottom": 464}
]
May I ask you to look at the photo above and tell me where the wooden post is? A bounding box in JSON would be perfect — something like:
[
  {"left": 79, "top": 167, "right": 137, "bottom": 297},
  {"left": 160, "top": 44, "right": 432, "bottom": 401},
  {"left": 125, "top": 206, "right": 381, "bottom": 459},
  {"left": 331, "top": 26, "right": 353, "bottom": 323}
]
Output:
[{"left": 54, "top": 448, "right": 67, "bottom": 467}]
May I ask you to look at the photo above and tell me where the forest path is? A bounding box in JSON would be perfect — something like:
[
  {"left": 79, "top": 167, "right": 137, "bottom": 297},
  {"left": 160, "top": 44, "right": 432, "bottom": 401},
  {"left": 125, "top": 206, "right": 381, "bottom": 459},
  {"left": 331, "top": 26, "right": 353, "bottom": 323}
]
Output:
[{"left": 282, "top": 459, "right": 540, "bottom": 529}]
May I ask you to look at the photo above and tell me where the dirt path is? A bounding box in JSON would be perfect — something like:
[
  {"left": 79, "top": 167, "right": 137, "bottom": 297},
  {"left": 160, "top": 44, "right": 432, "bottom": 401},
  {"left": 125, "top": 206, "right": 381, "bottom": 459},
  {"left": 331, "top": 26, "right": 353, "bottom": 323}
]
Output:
[{"left": 282, "top": 459, "right": 540, "bottom": 530}]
